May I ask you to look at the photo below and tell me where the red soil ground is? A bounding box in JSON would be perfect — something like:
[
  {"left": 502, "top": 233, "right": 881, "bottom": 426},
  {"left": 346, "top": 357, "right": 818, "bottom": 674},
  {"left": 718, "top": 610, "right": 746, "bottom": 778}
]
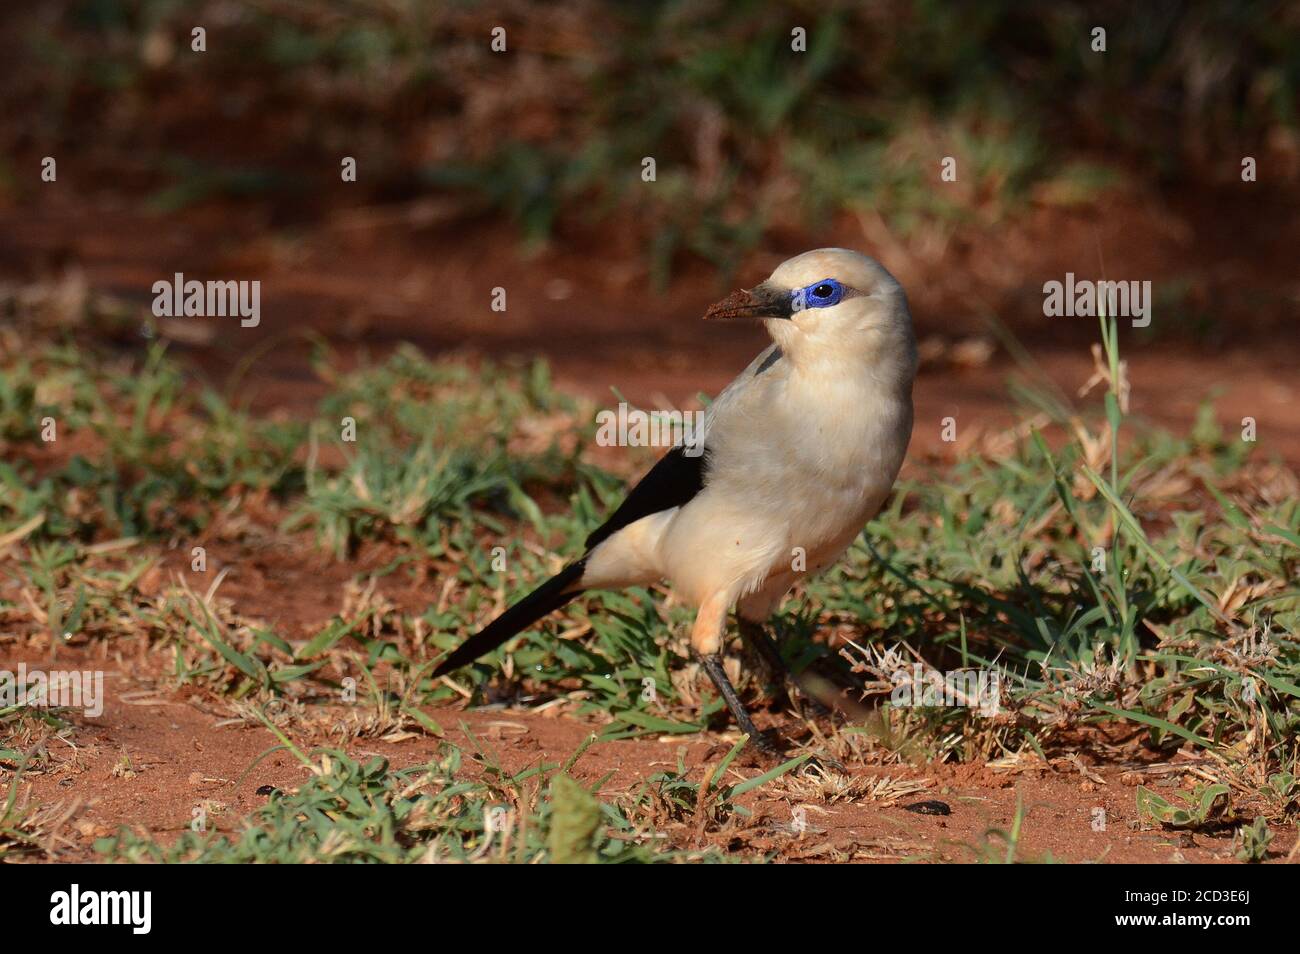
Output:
[{"left": 2, "top": 179, "right": 1298, "bottom": 862}]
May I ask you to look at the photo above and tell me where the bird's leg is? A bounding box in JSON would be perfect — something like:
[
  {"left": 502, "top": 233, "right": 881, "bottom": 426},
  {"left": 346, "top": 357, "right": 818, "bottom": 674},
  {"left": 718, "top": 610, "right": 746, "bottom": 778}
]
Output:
[
  {"left": 691, "top": 591, "right": 780, "bottom": 754},
  {"left": 737, "top": 617, "right": 830, "bottom": 718},
  {"left": 734, "top": 617, "right": 842, "bottom": 775},
  {"left": 737, "top": 616, "right": 792, "bottom": 686},
  {"left": 696, "top": 653, "right": 779, "bottom": 754}
]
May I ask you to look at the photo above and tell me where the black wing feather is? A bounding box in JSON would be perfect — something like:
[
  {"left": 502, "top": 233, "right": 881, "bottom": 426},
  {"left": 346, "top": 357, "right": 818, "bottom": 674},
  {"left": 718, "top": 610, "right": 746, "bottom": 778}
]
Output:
[
  {"left": 433, "top": 445, "right": 707, "bottom": 676},
  {"left": 431, "top": 559, "right": 586, "bottom": 677},
  {"left": 584, "top": 445, "right": 708, "bottom": 551}
]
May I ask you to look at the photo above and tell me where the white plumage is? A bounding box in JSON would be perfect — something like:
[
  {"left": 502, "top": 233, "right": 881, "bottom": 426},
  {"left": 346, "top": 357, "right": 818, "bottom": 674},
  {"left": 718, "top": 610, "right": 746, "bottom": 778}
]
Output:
[
  {"left": 435, "top": 248, "right": 917, "bottom": 751},
  {"left": 581, "top": 248, "right": 916, "bottom": 657}
]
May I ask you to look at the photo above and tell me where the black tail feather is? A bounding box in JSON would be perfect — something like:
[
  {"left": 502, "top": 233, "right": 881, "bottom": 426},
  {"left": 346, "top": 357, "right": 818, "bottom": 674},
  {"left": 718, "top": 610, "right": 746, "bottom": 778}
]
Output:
[{"left": 431, "top": 559, "right": 587, "bottom": 678}]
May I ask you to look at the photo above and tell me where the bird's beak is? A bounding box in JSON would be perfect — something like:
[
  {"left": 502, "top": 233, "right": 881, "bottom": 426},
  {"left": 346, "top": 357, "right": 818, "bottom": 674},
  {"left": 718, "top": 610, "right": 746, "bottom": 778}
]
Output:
[{"left": 703, "top": 282, "right": 793, "bottom": 322}]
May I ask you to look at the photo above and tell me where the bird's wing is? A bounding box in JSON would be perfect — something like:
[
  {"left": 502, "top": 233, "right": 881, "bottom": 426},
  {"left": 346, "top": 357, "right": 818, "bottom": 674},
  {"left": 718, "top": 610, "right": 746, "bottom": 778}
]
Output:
[
  {"left": 583, "top": 343, "right": 781, "bottom": 553},
  {"left": 584, "top": 444, "right": 707, "bottom": 551}
]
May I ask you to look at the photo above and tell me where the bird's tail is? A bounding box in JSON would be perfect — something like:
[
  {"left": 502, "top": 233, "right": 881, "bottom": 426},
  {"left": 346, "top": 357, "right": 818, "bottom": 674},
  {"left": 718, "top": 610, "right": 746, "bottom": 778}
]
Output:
[{"left": 431, "top": 559, "right": 587, "bottom": 678}]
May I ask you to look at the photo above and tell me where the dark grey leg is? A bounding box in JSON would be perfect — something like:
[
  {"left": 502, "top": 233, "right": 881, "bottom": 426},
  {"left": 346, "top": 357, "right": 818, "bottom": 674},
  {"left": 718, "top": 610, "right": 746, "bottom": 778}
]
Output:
[
  {"left": 737, "top": 617, "right": 790, "bottom": 684},
  {"left": 696, "top": 652, "right": 782, "bottom": 755},
  {"left": 738, "top": 617, "right": 832, "bottom": 717}
]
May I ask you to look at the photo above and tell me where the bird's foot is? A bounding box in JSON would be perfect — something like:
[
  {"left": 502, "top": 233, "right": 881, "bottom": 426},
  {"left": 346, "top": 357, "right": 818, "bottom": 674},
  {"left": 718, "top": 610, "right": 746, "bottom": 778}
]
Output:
[
  {"left": 794, "top": 751, "right": 848, "bottom": 776},
  {"left": 743, "top": 727, "right": 788, "bottom": 761}
]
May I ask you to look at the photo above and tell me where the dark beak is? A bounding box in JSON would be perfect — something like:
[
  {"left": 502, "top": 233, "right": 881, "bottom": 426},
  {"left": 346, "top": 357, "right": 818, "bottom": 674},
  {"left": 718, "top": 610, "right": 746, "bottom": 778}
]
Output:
[{"left": 703, "top": 282, "right": 793, "bottom": 322}]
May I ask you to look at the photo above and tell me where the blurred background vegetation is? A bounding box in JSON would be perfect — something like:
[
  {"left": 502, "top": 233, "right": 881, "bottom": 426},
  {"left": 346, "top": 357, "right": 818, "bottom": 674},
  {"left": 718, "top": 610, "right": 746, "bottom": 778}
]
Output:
[{"left": 3, "top": 0, "right": 1297, "bottom": 275}]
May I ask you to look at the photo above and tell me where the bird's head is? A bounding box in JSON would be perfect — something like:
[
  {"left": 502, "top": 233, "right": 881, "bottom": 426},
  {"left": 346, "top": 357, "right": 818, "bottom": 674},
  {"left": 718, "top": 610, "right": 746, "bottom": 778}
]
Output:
[{"left": 704, "top": 248, "right": 916, "bottom": 378}]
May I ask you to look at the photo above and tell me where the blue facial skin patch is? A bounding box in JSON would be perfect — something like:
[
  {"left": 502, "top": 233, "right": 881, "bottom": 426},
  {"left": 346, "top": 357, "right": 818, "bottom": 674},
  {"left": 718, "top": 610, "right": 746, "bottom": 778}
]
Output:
[{"left": 792, "top": 278, "right": 844, "bottom": 312}]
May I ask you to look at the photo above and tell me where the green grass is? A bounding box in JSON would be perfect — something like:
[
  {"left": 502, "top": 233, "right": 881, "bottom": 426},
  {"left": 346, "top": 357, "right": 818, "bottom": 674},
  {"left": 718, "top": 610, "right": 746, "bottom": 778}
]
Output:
[
  {"left": 12, "top": 2, "right": 1293, "bottom": 272},
  {"left": 4, "top": 306, "right": 1297, "bottom": 747},
  {"left": 823, "top": 315, "right": 1299, "bottom": 782},
  {"left": 94, "top": 736, "right": 709, "bottom": 864},
  {"left": 1, "top": 288, "right": 1297, "bottom": 860},
  {"left": 287, "top": 344, "right": 581, "bottom": 558}
]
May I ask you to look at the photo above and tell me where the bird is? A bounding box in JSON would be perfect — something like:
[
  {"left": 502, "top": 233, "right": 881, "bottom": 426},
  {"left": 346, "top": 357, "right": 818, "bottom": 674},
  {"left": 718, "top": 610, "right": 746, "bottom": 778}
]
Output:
[{"left": 433, "top": 248, "right": 917, "bottom": 752}]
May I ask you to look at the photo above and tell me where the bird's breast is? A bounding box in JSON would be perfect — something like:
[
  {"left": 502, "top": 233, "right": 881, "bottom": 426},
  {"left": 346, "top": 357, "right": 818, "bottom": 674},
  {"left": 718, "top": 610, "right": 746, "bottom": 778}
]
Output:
[{"left": 705, "top": 371, "right": 912, "bottom": 553}]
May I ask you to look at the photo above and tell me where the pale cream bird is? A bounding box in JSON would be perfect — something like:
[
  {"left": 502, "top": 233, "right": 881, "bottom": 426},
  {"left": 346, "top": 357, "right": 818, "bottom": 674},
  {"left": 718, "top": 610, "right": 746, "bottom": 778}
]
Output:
[{"left": 434, "top": 248, "right": 917, "bottom": 750}]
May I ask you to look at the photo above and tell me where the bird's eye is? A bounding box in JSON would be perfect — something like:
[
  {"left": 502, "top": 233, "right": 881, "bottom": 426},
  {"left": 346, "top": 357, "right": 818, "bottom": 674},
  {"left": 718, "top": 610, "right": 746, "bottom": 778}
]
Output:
[{"left": 799, "top": 278, "right": 842, "bottom": 308}]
